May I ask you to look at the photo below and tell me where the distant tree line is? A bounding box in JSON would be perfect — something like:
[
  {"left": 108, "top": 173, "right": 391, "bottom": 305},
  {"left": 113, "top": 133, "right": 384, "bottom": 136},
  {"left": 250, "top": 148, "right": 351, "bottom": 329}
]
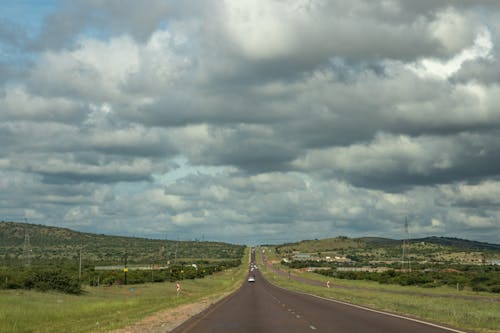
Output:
[
  {"left": 90, "top": 260, "right": 241, "bottom": 286},
  {"left": 0, "top": 267, "right": 81, "bottom": 294},
  {"left": 317, "top": 266, "right": 500, "bottom": 293},
  {"left": 0, "top": 222, "right": 246, "bottom": 265},
  {"left": 0, "top": 259, "right": 241, "bottom": 294},
  {"left": 282, "top": 260, "right": 338, "bottom": 269}
]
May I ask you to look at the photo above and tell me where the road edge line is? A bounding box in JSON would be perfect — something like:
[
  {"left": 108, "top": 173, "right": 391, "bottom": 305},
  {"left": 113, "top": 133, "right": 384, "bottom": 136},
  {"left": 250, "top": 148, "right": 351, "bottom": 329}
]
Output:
[
  {"left": 265, "top": 276, "right": 469, "bottom": 333},
  {"left": 175, "top": 283, "right": 244, "bottom": 333}
]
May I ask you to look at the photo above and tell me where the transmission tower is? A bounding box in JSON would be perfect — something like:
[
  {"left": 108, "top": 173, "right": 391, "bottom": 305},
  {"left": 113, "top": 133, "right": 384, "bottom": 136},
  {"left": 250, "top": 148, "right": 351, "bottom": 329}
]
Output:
[
  {"left": 401, "top": 217, "right": 411, "bottom": 272},
  {"left": 23, "top": 229, "right": 32, "bottom": 267}
]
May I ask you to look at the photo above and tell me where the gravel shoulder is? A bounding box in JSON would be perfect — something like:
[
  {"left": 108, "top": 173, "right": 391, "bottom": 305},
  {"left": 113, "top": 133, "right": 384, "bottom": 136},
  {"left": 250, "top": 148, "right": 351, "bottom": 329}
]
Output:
[{"left": 109, "top": 291, "right": 233, "bottom": 333}]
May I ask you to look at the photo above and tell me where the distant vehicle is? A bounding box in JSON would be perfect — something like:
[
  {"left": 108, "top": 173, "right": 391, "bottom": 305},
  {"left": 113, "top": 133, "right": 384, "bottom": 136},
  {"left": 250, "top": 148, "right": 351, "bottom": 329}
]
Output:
[{"left": 248, "top": 276, "right": 255, "bottom": 282}]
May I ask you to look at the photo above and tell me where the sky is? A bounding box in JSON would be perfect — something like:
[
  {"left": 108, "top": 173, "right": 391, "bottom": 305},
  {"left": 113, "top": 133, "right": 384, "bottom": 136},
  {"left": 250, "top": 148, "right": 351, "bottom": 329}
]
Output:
[{"left": 1, "top": 1, "right": 500, "bottom": 245}]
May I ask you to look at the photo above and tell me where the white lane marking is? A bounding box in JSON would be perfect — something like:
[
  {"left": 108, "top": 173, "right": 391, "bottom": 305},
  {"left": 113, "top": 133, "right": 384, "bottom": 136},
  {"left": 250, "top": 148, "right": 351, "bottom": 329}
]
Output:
[
  {"left": 262, "top": 275, "right": 321, "bottom": 332},
  {"left": 268, "top": 281, "right": 467, "bottom": 333}
]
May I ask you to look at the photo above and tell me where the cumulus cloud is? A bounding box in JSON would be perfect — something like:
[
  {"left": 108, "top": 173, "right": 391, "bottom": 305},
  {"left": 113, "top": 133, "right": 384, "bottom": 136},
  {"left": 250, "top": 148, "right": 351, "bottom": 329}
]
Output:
[
  {"left": 407, "top": 27, "right": 493, "bottom": 80},
  {"left": 1, "top": 0, "right": 500, "bottom": 243}
]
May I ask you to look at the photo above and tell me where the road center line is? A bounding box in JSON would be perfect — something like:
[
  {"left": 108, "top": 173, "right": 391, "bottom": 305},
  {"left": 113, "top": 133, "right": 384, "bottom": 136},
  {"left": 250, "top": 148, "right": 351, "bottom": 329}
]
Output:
[{"left": 268, "top": 280, "right": 468, "bottom": 333}]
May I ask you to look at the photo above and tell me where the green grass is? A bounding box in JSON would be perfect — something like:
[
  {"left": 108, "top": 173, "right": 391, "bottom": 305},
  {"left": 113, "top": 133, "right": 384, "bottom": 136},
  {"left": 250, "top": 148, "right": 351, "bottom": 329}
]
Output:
[
  {"left": 258, "top": 248, "right": 500, "bottom": 333},
  {"left": 265, "top": 246, "right": 500, "bottom": 300},
  {"left": 0, "top": 249, "right": 249, "bottom": 333}
]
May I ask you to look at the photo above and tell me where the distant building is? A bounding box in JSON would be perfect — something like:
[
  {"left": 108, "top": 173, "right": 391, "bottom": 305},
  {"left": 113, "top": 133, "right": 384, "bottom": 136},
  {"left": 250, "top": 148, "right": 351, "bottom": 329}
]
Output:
[
  {"left": 337, "top": 267, "right": 391, "bottom": 273},
  {"left": 306, "top": 267, "right": 331, "bottom": 272},
  {"left": 293, "top": 253, "right": 312, "bottom": 260}
]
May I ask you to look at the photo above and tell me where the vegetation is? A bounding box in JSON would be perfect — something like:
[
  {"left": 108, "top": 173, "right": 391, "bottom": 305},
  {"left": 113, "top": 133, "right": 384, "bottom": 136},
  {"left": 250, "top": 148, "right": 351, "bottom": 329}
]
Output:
[
  {"left": 258, "top": 248, "right": 500, "bottom": 333},
  {"left": 275, "top": 235, "right": 500, "bottom": 294},
  {"left": 0, "top": 258, "right": 241, "bottom": 293},
  {"left": 0, "top": 267, "right": 81, "bottom": 294},
  {"left": 0, "top": 221, "right": 244, "bottom": 265},
  {"left": 0, "top": 221, "right": 245, "bottom": 294},
  {"left": 275, "top": 236, "right": 362, "bottom": 254},
  {"left": 275, "top": 236, "right": 500, "bottom": 266},
  {"left": 0, "top": 249, "right": 249, "bottom": 333},
  {"left": 317, "top": 267, "right": 500, "bottom": 293}
]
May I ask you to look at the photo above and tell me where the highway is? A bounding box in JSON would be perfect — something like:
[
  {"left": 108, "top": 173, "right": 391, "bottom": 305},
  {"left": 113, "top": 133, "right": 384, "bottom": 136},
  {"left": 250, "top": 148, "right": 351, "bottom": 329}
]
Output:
[{"left": 171, "top": 250, "right": 465, "bottom": 333}]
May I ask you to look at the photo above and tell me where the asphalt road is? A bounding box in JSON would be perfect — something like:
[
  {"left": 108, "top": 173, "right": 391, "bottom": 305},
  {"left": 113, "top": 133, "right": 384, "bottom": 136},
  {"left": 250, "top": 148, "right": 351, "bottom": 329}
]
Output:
[{"left": 171, "top": 252, "right": 465, "bottom": 333}]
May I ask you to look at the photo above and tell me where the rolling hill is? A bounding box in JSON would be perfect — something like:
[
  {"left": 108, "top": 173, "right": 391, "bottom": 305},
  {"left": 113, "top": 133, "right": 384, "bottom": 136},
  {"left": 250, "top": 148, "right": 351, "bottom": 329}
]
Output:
[
  {"left": 274, "top": 235, "right": 500, "bottom": 264},
  {"left": 0, "top": 221, "right": 245, "bottom": 266}
]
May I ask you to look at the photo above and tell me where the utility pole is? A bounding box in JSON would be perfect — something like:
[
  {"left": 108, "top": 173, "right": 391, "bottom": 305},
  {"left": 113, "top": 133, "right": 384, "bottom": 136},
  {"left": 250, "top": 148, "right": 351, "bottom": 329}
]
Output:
[{"left": 124, "top": 251, "right": 128, "bottom": 285}]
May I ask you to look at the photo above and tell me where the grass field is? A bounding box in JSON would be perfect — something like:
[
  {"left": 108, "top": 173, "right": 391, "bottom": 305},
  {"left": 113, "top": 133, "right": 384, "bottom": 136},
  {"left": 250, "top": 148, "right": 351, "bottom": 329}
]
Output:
[
  {"left": 264, "top": 247, "right": 500, "bottom": 301},
  {"left": 258, "top": 248, "right": 500, "bottom": 333},
  {"left": 0, "top": 249, "right": 249, "bottom": 333}
]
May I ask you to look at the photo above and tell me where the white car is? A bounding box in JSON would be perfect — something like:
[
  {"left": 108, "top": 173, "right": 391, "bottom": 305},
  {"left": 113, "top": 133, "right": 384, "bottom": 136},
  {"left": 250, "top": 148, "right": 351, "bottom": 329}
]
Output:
[{"left": 248, "top": 276, "right": 255, "bottom": 282}]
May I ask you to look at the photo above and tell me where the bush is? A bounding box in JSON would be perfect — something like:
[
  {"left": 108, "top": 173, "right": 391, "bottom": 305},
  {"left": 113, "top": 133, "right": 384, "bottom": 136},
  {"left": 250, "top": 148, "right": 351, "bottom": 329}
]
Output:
[
  {"left": 489, "top": 285, "right": 500, "bottom": 293},
  {"left": 472, "top": 284, "right": 489, "bottom": 292},
  {"left": 315, "top": 268, "right": 500, "bottom": 292},
  {"left": 32, "top": 269, "right": 81, "bottom": 294}
]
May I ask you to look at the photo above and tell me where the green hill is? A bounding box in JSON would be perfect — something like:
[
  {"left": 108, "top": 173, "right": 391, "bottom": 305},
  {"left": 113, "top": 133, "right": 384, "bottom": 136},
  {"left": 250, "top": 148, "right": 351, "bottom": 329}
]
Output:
[
  {"left": 274, "top": 235, "right": 500, "bottom": 265},
  {"left": 276, "top": 236, "right": 363, "bottom": 254},
  {"left": 0, "top": 221, "right": 245, "bottom": 266},
  {"left": 410, "top": 236, "right": 500, "bottom": 252}
]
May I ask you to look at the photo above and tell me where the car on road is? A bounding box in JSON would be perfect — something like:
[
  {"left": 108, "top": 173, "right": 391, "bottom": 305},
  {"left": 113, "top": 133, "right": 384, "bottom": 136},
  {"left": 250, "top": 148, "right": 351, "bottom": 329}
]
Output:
[{"left": 248, "top": 276, "right": 255, "bottom": 282}]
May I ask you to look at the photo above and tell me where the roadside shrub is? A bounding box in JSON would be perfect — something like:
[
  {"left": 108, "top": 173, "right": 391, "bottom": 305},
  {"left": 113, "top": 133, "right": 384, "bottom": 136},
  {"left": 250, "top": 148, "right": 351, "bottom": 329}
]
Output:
[
  {"left": 0, "top": 268, "right": 32, "bottom": 289},
  {"left": 32, "top": 269, "right": 81, "bottom": 294},
  {"left": 490, "top": 285, "right": 500, "bottom": 293},
  {"left": 472, "top": 284, "right": 488, "bottom": 292},
  {"left": 315, "top": 267, "right": 500, "bottom": 292}
]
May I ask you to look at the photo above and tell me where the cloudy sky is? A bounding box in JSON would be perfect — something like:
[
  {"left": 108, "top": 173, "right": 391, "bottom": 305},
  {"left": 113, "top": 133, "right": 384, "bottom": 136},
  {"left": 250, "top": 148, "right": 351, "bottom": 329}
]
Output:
[{"left": 1, "top": 0, "right": 500, "bottom": 244}]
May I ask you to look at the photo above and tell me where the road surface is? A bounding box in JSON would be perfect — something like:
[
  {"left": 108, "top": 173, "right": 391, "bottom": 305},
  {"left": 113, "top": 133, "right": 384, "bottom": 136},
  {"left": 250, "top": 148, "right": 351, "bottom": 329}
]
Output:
[{"left": 171, "top": 251, "right": 465, "bottom": 333}]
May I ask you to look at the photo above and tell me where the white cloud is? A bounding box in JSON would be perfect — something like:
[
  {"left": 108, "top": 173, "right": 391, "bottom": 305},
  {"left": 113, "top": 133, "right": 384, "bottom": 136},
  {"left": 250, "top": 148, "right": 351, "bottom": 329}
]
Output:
[
  {"left": 439, "top": 181, "right": 500, "bottom": 206},
  {"left": 146, "top": 189, "right": 189, "bottom": 210},
  {"left": 407, "top": 28, "right": 493, "bottom": 80},
  {"left": 293, "top": 133, "right": 456, "bottom": 177},
  {"left": 1, "top": 87, "right": 81, "bottom": 122},
  {"left": 200, "top": 185, "right": 230, "bottom": 202},
  {"left": 29, "top": 36, "right": 140, "bottom": 101},
  {"left": 429, "top": 7, "right": 476, "bottom": 53},
  {"left": 172, "top": 211, "right": 209, "bottom": 226},
  {"left": 223, "top": 0, "right": 311, "bottom": 60}
]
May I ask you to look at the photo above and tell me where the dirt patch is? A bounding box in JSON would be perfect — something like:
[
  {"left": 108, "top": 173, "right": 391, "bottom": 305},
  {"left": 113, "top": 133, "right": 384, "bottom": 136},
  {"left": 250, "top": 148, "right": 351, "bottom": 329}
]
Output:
[{"left": 109, "top": 293, "right": 230, "bottom": 333}]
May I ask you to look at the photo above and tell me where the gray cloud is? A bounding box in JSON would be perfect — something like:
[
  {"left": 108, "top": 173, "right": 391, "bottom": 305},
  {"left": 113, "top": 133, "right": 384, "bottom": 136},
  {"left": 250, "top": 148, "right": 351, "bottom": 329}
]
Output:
[{"left": 1, "top": 1, "right": 500, "bottom": 244}]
